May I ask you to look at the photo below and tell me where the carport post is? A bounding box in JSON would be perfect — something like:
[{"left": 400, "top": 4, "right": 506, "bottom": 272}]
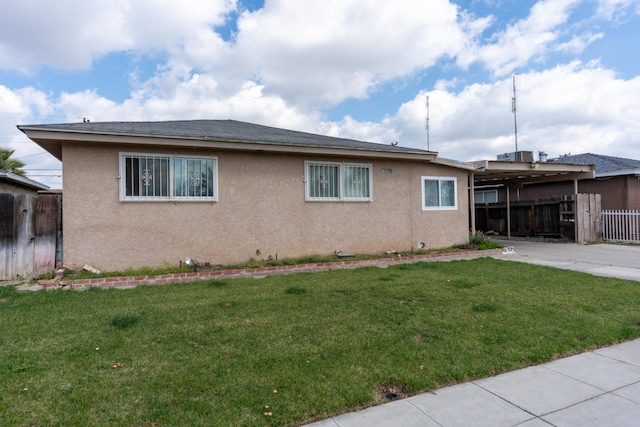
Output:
[
  {"left": 470, "top": 173, "right": 476, "bottom": 235},
  {"left": 506, "top": 184, "right": 511, "bottom": 239}
]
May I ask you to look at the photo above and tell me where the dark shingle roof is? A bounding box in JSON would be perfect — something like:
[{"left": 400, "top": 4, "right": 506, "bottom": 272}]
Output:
[
  {"left": 19, "top": 119, "right": 430, "bottom": 155},
  {"left": 549, "top": 153, "right": 640, "bottom": 175}
]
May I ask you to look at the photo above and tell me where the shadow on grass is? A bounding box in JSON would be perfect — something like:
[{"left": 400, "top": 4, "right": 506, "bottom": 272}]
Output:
[{"left": 110, "top": 315, "right": 141, "bottom": 329}]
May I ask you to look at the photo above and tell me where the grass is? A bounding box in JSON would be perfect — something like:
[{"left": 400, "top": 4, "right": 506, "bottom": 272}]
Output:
[{"left": 2, "top": 257, "right": 639, "bottom": 426}]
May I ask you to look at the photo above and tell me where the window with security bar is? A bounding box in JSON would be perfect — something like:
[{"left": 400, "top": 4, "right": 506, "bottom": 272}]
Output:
[
  {"left": 422, "top": 176, "right": 457, "bottom": 210},
  {"left": 305, "top": 161, "right": 372, "bottom": 201},
  {"left": 120, "top": 153, "right": 217, "bottom": 201}
]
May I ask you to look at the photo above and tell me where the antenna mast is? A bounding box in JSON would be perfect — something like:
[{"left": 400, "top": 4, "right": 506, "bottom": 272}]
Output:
[
  {"left": 511, "top": 75, "right": 518, "bottom": 152},
  {"left": 425, "top": 95, "right": 430, "bottom": 151}
]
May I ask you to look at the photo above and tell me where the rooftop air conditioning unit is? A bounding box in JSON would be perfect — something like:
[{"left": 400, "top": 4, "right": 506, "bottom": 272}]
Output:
[{"left": 497, "top": 151, "right": 534, "bottom": 162}]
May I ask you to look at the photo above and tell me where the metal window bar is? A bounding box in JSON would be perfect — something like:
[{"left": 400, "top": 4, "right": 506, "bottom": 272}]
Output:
[
  {"left": 309, "top": 163, "right": 338, "bottom": 199},
  {"left": 602, "top": 210, "right": 640, "bottom": 243},
  {"left": 124, "top": 154, "right": 169, "bottom": 197},
  {"left": 173, "top": 158, "right": 215, "bottom": 198},
  {"left": 343, "top": 165, "right": 370, "bottom": 199},
  {"left": 143, "top": 155, "right": 168, "bottom": 197}
]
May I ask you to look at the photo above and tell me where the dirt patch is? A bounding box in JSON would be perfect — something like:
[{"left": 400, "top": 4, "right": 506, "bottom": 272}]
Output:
[{"left": 375, "top": 384, "right": 408, "bottom": 402}]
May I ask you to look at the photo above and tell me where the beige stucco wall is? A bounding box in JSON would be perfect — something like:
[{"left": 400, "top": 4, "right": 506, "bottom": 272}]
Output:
[{"left": 62, "top": 142, "right": 470, "bottom": 271}]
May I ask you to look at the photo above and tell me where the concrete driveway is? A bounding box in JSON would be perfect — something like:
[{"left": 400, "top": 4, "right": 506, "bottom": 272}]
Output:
[{"left": 493, "top": 239, "right": 640, "bottom": 281}]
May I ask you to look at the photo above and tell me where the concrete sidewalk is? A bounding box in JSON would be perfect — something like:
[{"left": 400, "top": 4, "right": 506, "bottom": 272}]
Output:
[
  {"left": 306, "top": 241, "right": 640, "bottom": 426},
  {"left": 307, "top": 339, "right": 640, "bottom": 426}
]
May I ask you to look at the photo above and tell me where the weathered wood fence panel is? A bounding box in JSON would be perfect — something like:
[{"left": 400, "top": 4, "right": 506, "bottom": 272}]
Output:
[
  {"left": 475, "top": 198, "right": 572, "bottom": 238},
  {"left": 0, "top": 193, "right": 62, "bottom": 280},
  {"left": 575, "top": 193, "right": 601, "bottom": 243},
  {"left": 34, "top": 196, "right": 60, "bottom": 275},
  {"left": 14, "top": 195, "right": 35, "bottom": 279},
  {"left": 602, "top": 210, "right": 640, "bottom": 243},
  {"left": 475, "top": 194, "right": 601, "bottom": 243},
  {"left": 0, "top": 193, "right": 15, "bottom": 279}
]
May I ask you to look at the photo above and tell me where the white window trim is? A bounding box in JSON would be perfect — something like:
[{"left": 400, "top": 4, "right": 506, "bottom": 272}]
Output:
[
  {"left": 304, "top": 161, "right": 373, "bottom": 202},
  {"left": 422, "top": 176, "right": 457, "bottom": 211},
  {"left": 119, "top": 152, "right": 218, "bottom": 202}
]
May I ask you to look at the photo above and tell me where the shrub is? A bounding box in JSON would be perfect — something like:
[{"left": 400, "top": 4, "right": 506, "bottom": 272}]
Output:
[{"left": 469, "top": 232, "right": 503, "bottom": 250}]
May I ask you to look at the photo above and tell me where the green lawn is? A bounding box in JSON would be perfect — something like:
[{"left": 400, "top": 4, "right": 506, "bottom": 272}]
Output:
[{"left": 2, "top": 258, "right": 640, "bottom": 426}]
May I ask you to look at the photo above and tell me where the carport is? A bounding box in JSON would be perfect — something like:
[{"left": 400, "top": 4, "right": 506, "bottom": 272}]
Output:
[{"left": 470, "top": 159, "right": 596, "bottom": 241}]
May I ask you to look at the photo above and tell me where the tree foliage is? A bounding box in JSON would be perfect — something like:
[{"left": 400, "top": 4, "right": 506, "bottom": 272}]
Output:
[{"left": 0, "top": 148, "right": 26, "bottom": 176}]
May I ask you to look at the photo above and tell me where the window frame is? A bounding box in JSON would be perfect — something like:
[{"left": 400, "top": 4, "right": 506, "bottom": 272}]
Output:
[
  {"left": 421, "top": 176, "right": 457, "bottom": 211},
  {"left": 474, "top": 189, "right": 498, "bottom": 204},
  {"left": 119, "top": 152, "right": 218, "bottom": 202},
  {"left": 304, "top": 161, "right": 373, "bottom": 202}
]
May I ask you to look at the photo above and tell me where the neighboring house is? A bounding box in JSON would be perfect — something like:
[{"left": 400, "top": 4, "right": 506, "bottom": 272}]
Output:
[
  {"left": 19, "top": 120, "right": 475, "bottom": 271},
  {"left": 513, "top": 153, "right": 640, "bottom": 211},
  {"left": 0, "top": 169, "right": 49, "bottom": 195}
]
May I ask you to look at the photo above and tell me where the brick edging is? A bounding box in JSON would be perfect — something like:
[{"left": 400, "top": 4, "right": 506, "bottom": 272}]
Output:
[{"left": 38, "top": 249, "right": 503, "bottom": 290}]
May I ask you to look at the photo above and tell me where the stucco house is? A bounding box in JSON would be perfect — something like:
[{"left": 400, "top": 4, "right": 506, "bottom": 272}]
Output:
[{"left": 19, "top": 120, "right": 477, "bottom": 271}]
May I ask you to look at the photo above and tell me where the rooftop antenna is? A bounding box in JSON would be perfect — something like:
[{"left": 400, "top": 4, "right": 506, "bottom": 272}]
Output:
[
  {"left": 425, "top": 95, "right": 430, "bottom": 151},
  {"left": 511, "top": 75, "right": 518, "bottom": 152}
]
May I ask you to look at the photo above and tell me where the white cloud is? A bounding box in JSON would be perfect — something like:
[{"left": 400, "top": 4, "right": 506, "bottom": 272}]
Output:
[
  {"left": 556, "top": 32, "right": 604, "bottom": 54},
  {"left": 230, "top": 0, "right": 488, "bottom": 107},
  {"left": 595, "top": 0, "right": 640, "bottom": 22},
  {"left": 0, "top": 0, "right": 236, "bottom": 71},
  {"left": 457, "top": 0, "right": 583, "bottom": 76},
  {"left": 342, "top": 61, "right": 640, "bottom": 162},
  {"left": 0, "top": 85, "right": 61, "bottom": 185}
]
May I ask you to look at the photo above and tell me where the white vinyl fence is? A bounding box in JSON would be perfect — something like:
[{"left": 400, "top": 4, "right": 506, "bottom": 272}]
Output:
[{"left": 601, "top": 210, "right": 640, "bottom": 243}]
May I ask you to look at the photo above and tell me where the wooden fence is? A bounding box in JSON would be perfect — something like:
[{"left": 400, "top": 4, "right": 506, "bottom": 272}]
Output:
[
  {"left": 474, "top": 193, "right": 601, "bottom": 243},
  {"left": 0, "top": 193, "right": 62, "bottom": 280},
  {"left": 475, "top": 197, "right": 574, "bottom": 239},
  {"left": 601, "top": 210, "right": 640, "bottom": 243}
]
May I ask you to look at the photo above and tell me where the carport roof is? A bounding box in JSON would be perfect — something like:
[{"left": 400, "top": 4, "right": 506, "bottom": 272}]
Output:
[{"left": 472, "top": 159, "right": 595, "bottom": 185}]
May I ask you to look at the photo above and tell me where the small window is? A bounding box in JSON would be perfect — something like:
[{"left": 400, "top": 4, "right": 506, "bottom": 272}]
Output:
[
  {"left": 474, "top": 190, "right": 498, "bottom": 204},
  {"left": 422, "top": 176, "right": 457, "bottom": 210},
  {"left": 120, "top": 153, "right": 217, "bottom": 201},
  {"left": 305, "top": 161, "right": 372, "bottom": 201}
]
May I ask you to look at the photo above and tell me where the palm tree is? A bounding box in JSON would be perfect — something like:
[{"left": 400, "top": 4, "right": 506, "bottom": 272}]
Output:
[{"left": 0, "top": 148, "right": 27, "bottom": 176}]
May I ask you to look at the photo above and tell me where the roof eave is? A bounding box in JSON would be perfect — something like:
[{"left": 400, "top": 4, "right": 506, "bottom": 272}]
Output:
[
  {"left": 595, "top": 168, "right": 640, "bottom": 178},
  {"left": 18, "top": 127, "right": 439, "bottom": 162}
]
